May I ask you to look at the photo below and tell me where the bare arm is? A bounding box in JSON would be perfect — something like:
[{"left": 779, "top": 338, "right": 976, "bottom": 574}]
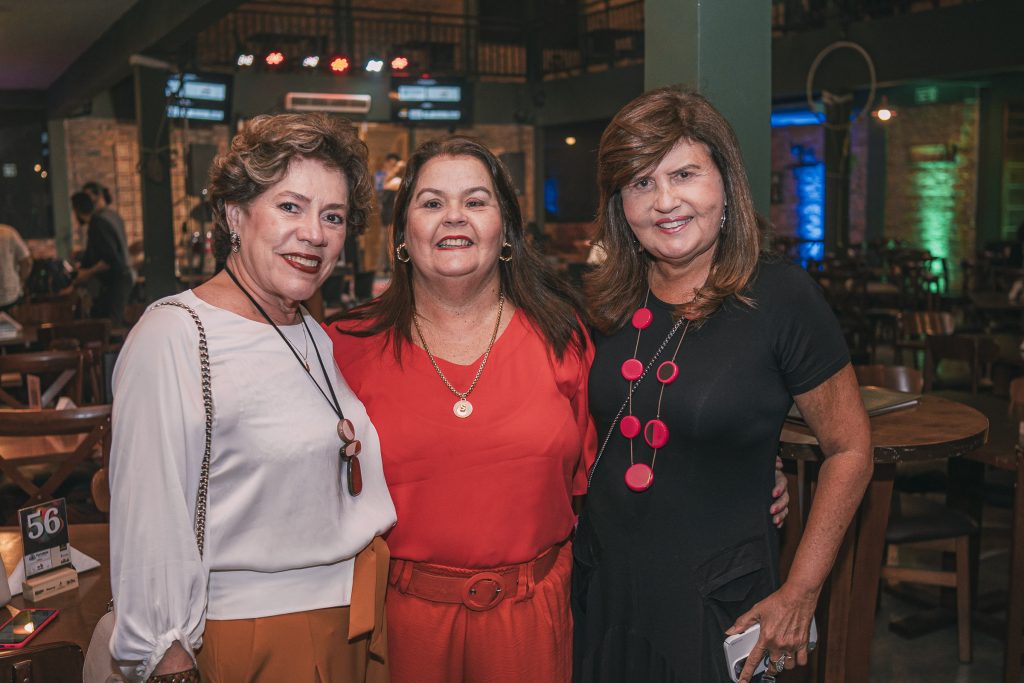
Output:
[
  {"left": 151, "top": 642, "right": 194, "bottom": 676},
  {"left": 731, "top": 363, "right": 872, "bottom": 681}
]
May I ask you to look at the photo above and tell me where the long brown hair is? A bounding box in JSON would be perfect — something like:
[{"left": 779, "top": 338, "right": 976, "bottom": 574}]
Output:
[
  {"left": 339, "top": 136, "right": 586, "bottom": 360},
  {"left": 586, "top": 86, "right": 763, "bottom": 334}
]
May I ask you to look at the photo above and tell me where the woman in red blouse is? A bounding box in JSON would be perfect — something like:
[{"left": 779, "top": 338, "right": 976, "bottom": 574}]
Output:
[
  {"left": 330, "top": 136, "right": 591, "bottom": 682},
  {"left": 329, "top": 135, "right": 791, "bottom": 682}
]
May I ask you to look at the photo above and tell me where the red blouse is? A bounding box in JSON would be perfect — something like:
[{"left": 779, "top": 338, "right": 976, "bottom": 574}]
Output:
[{"left": 329, "top": 310, "right": 596, "bottom": 568}]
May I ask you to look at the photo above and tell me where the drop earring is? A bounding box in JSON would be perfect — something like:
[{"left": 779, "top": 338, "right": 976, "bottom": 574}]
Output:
[
  {"left": 230, "top": 231, "right": 241, "bottom": 253},
  {"left": 396, "top": 242, "right": 411, "bottom": 263}
]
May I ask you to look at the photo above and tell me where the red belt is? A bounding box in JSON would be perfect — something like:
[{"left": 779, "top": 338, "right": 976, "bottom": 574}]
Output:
[{"left": 389, "top": 541, "right": 565, "bottom": 611}]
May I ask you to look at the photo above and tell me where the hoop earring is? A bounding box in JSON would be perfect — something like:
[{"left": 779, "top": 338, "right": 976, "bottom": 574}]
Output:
[
  {"left": 499, "top": 241, "right": 513, "bottom": 262},
  {"left": 396, "top": 242, "right": 411, "bottom": 263},
  {"left": 230, "top": 231, "right": 241, "bottom": 253}
]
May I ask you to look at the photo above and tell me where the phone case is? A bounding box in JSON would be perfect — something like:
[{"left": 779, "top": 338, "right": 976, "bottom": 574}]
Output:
[
  {"left": 0, "top": 608, "right": 60, "bottom": 649},
  {"left": 722, "top": 617, "right": 818, "bottom": 682}
]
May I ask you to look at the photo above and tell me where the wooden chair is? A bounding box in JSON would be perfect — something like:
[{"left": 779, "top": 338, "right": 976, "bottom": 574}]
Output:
[
  {"left": 0, "top": 350, "right": 84, "bottom": 408},
  {"left": 8, "top": 299, "right": 78, "bottom": 327},
  {"left": 0, "top": 405, "right": 111, "bottom": 517},
  {"left": 0, "top": 641, "right": 84, "bottom": 682},
  {"left": 37, "top": 319, "right": 114, "bottom": 403},
  {"left": 894, "top": 310, "right": 955, "bottom": 368},
  {"left": 861, "top": 364, "right": 977, "bottom": 662},
  {"left": 923, "top": 334, "right": 999, "bottom": 394}
]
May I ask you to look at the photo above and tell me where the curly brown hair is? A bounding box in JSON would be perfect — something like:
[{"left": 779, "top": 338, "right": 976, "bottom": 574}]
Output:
[
  {"left": 586, "top": 86, "right": 763, "bottom": 334},
  {"left": 207, "top": 113, "right": 374, "bottom": 260}
]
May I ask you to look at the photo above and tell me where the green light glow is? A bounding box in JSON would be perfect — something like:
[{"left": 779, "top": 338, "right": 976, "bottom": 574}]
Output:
[{"left": 912, "top": 160, "right": 956, "bottom": 287}]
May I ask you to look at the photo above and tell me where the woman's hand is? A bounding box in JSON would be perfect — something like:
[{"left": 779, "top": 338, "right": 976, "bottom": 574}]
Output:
[
  {"left": 725, "top": 582, "right": 818, "bottom": 682},
  {"left": 151, "top": 641, "right": 194, "bottom": 677},
  {"left": 771, "top": 457, "right": 790, "bottom": 528}
]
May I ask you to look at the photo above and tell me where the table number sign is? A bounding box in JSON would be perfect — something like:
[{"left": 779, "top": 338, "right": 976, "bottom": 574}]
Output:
[{"left": 18, "top": 498, "right": 71, "bottom": 578}]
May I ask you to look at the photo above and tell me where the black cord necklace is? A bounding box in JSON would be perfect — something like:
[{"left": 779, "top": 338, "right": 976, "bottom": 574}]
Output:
[{"left": 224, "top": 265, "right": 363, "bottom": 495}]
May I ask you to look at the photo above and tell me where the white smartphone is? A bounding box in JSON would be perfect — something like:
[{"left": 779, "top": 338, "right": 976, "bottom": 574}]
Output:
[{"left": 722, "top": 617, "right": 818, "bottom": 683}]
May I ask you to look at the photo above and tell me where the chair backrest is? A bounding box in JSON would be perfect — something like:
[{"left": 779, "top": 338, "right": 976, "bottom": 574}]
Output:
[
  {"left": 0, "top": 641, "right": 84, "bottom": 682},
  {"left": 0, "top": 350, "right": 84, "bottom": 408},
  {"left": 854, "top": 364, "right": 924, "bottom": 393},
  {"left": 899, "top": 310, "right": 955, "bottom": 338},
  {"left": 9, "top": 300, "right": 78, "bottom": 327},
  {"left": 37, "top": 319, "right": 112, "bottom": 350}
]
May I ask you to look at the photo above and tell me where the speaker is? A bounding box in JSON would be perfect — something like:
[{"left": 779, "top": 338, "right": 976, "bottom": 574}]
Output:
[
  {"left": 498, "top": 152, "right": 525, "bottom": 195},
  {"left": 187, "top": 144, "right": 219, "bottom": 196}
]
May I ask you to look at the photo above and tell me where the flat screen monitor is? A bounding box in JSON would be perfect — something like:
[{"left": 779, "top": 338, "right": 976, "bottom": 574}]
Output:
[
  {"left": 390, "top": 76, "right": 469, "bottom": 124},
  {"left": 166, "top": 72, "right": 232, "bottom": 122}
]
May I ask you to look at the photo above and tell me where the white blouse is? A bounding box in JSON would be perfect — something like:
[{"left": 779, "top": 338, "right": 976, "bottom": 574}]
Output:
[{"left": 108, "top": 291, "right": 396, "bottom": 680}]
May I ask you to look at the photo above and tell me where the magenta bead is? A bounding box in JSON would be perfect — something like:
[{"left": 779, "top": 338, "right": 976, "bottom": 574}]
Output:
[
  {"left": 624, "top": 463, "right": 654, "bottom": 492},
  {"left": 631, "top": 307, "right": 653, "bottom": 330},
  {"left": 644, "top": 419, "right": 669, "bottom": 449},
  {"left": 621, "top": 358, "right": 643, "bottom": 381},
  {"left": 656, "top": 360, "right": 679, "bottom": 384},
  {"left": 620, "top": 415, "right": 641, "bottom": 439}
]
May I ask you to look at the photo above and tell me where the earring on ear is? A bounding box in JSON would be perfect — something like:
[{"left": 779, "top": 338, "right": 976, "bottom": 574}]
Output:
[
  {"left": 719, "top": 197, "right": 728, "bottom": 231},
  {"left": 499, "top": 241, "right": 513, "bottom": 262},
  {"left": 230, "top": 231, "right": 241, "bottom": 253},
  {"left": 395, "top": 242, "right": 411, "bottom": 263}
]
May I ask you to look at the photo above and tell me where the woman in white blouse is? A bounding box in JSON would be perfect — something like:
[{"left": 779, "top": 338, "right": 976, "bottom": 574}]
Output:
[{"left": 109, "top": 114, "right": 396, "bottom": 683}]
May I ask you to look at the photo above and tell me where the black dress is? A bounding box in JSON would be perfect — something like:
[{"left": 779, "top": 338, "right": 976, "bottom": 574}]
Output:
[{"left": 572, "top": 259, "right": 849, "bottom": 683}]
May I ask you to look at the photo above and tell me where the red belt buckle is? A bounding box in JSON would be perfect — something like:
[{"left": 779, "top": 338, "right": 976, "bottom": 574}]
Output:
[{"left": 461, "top": 572, "right": 506, "bottom": 611}]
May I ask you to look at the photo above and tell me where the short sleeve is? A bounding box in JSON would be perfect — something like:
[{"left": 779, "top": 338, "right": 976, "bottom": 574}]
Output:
[
  {"left": 109, "top": 304, "right": 209, "bottom": 680},
  {"left": 768, "top": 264, "right": 850, "bottom": 396},
  {"left": 555, "top": 329, "right": 598, "bottom": 496}
]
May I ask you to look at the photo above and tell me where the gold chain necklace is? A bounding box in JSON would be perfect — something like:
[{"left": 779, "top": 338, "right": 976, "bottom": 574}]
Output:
[{"left": 412, "top": 292, "right": 505, "bottom": 419}]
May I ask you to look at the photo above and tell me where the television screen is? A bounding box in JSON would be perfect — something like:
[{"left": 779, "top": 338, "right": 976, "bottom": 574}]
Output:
[
  {"left": 166, "top": 73, "right": 232, "bottom": 122},
  {"left": 390, "top": 76, "right": 469, "bottom": 124}
]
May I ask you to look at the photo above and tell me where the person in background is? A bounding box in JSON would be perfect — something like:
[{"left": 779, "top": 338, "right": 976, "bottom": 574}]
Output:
[
  {"left": 0, "top": 222, "right": 32, "bottom": 312},
  {"left": 69, "top": 192, "right": 132, "bottom": 326},
  {"left": 82, "top": 181, "right": 134, "bottom": 279},
  {"left": 573, "top": 86, "right": 872, "bottom": 683},
  {"left": 109, "top": 113, "right": 396, "bottom": 683},
  {"left": 376, "top": 153, "right": 404, "bottom": 274}
]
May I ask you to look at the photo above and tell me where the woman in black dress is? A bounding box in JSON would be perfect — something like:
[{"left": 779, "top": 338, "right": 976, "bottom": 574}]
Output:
[{"left": 572, "top": 87, "right": 873, "bottom": 683}]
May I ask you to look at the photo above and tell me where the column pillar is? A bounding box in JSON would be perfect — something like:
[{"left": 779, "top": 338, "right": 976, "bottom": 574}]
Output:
[
  {"left": 134, "top": 64, "right": 177, "bottom": 301},
  {"left": 644, "top": 0, "right": 772, "bottom": 212}
]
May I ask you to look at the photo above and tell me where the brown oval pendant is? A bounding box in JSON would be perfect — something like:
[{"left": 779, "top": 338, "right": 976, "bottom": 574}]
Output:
[
  {"left": 347, "top": 456, "right": 363, "bottom": 496},
  {"left": 338, "top": 419, "right": 356, "bottom": 443},
  {"left": 343, "top": 439, "right": 362, "bottom": 458}
]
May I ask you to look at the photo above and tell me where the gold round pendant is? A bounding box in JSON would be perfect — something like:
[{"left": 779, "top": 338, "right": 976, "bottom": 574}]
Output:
[{"left": 453, "top": 399, "right": 473, "bottom": 418}]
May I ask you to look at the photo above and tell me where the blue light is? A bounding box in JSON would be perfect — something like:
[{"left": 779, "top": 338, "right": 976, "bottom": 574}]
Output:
[
  {"left": 544, "top": 178, "right": 559, "bottom": 216},
  {"left": 772, "top": 110, "right": 823, "bottom": 128},
  {"left": 791, "top": 144, "right": 825, "bottom": 262}
]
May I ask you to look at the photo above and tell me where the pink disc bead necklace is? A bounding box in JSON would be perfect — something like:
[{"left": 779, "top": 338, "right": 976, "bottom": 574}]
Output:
[{"left": 620, "top": 293, "right": 691, "bottom": 493}]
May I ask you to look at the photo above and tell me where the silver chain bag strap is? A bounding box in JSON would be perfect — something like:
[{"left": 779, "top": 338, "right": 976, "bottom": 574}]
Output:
[{"left": 84, "top": 300, "right": 214, "bottom": 683}]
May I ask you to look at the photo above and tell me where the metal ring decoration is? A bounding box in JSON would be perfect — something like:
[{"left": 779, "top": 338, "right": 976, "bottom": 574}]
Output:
[
  {"left": 396, "top": 242, "right": 411, "bottom": 263},
  {"left": 499, "top": 241, "right": 513, "bottom": 262},
  {"left": 773, "top": 653, "right": 788, "bottom": 673},
  {"left": 804, "top": 41, "right": 877, "bottom": 130}
]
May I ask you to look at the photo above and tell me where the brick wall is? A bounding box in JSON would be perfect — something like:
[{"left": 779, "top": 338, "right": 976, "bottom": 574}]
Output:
[
  {"left": 883, "top": 101, "right": 978, "bottom": 291},
  {"left": 63, "top": 118, "right": 230, "bottom": 263},
  {"left": 769, "top": 118, "right": 868, "bottom": 248}
]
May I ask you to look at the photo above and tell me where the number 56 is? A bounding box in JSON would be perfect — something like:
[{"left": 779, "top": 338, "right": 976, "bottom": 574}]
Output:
[{"left": 25, "top": 507, "right": 61, "bottom": 541}]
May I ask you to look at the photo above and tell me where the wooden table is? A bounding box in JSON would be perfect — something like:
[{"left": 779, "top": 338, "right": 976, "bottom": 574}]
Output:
[
  {"left": 0, "top": 524, "right": 110, "bottom": 653},
  {"left": 0, "top": 326, "right": 38, "bottom": 351},
  {"left": 778, "top": 394, "right": 989, "bottom": 683}
]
